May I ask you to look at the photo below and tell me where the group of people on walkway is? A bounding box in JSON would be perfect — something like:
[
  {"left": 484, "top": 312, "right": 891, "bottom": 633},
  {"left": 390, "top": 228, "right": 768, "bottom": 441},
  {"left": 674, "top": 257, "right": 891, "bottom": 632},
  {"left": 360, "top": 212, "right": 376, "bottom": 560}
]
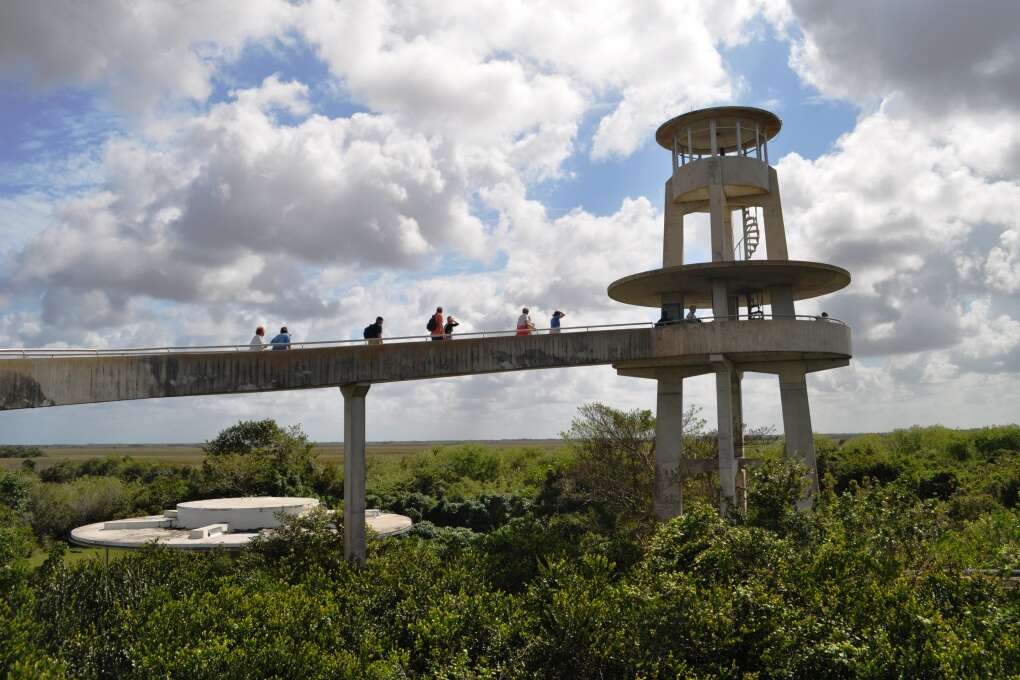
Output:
[
  {"left": 249, "top": 326, "right": 291, "bottom": 350},
  {"left": 426, "top": 307, "right": 460, "bottom": 341},
  {"left": 247, "top": 308, "right": 567, "bottom": 350},
  {"left": 515, "top": 308, "right": 566, "bottom": 336}
]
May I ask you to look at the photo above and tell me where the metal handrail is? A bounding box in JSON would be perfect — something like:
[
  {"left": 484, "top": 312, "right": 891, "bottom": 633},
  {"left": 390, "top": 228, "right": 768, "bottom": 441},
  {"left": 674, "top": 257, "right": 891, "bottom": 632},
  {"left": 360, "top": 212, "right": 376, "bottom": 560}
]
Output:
[{"left": 0, "top": 314, "right": 846, "bottom": 358}]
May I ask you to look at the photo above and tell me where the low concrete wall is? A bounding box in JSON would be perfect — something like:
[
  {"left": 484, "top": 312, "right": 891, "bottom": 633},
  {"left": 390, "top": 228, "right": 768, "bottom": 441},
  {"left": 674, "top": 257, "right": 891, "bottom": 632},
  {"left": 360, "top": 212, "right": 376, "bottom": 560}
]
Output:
[{"left": 0, "top": 321, "right": 850, "bottom": 410}]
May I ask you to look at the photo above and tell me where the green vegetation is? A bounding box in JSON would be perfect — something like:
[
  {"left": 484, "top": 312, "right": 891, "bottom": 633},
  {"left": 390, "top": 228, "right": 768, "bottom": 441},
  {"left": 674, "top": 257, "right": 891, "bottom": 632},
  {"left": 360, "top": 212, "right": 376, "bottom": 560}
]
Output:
[
  {"left": 1, "top": 413, "right": 1019, "bottom": 677},
  {"left": 0, "top": 445, "right": 43, "bottom": 458}
]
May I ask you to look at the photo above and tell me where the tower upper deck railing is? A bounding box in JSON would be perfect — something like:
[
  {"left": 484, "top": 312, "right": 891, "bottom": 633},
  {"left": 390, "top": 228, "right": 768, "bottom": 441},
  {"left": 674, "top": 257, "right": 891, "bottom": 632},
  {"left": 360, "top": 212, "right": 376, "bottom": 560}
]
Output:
[{"left": 655, "top": 106, "right": 782, "bottom": 183}]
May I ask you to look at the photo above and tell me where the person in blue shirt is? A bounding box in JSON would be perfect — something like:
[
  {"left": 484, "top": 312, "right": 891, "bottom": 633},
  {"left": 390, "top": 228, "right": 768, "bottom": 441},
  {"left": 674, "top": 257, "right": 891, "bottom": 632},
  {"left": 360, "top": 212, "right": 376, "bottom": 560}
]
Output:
[
  {"left": 270, "top": 326, "right": 291, "bottom": 350},
  {"left": 550, "top": 310, "right": 565, "bottom": 334}
]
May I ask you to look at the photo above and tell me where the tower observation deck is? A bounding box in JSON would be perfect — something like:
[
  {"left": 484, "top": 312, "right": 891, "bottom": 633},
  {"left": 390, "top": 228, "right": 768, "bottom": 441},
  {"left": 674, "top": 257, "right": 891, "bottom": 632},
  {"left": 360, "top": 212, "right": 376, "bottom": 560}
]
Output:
[{"left": 608, "top": 106, "right": 852, "bottom": 517}]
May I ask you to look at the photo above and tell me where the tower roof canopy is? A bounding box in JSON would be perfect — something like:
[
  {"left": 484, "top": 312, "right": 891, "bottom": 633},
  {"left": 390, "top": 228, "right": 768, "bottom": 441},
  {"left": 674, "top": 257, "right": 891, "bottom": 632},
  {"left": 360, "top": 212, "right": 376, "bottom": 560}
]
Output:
[
  {"left": 608, "top": 260, "right": 850, "bottom": 308},
  {"left": 656, "top": 106, "right": 781, "bottom": 153}
]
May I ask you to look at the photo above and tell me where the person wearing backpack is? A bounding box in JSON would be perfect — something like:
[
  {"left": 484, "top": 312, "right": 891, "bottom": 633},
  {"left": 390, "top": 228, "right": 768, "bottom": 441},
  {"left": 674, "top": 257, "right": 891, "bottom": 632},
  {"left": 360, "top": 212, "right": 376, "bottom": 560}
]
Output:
[
  {"left": 427, "top": 307, "right": 444, "bottom": 341},
  {"left": 364, "top": 317, "right": 384, "bottom": 345}
]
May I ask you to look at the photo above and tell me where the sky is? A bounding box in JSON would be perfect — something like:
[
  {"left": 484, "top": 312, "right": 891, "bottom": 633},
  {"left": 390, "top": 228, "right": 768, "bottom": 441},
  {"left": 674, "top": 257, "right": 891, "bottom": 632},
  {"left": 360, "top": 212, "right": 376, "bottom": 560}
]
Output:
[{"left": 0, "top": 0, "right": 1018, "bottom": 444}]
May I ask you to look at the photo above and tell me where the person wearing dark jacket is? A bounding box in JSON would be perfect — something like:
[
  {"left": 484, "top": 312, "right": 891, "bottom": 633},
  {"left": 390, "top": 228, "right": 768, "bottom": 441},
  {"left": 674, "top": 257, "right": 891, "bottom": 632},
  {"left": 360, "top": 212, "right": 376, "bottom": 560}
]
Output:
[
  {"left": 444, "top": 316, "right": 460, "bottom": 339},
  {"left": 364, "top": 317, "right": 384, "bottom": 345}
]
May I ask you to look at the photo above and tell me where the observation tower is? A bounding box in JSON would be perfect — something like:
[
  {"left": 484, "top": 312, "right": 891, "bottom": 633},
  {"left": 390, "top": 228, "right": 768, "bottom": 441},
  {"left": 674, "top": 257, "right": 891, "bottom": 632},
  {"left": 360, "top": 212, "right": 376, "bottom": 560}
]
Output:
[{"left": 608, "top": 106, "right": 852, "bottom": 516}]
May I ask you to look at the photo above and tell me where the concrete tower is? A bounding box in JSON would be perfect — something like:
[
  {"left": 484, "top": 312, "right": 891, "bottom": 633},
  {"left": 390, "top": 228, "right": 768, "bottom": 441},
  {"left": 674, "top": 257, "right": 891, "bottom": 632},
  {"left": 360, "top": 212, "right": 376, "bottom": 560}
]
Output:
[{"left": 608, "top": 106, "right": 852, "bottom": 516}]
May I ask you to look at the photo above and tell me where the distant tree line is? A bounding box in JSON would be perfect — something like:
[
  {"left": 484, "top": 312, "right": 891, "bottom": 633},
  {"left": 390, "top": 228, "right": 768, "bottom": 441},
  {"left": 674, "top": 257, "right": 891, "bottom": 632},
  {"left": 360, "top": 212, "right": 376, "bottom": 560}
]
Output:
[{"left": 0, "top": 445, "right": 44, "bottom": 458}]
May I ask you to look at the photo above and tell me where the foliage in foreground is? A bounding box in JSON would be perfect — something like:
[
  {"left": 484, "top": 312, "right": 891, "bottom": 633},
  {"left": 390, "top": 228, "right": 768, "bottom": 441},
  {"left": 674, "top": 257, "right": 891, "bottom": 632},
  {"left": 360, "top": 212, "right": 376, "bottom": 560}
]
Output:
[{"left": 1, "top": 413, "right": 1019, "bottom": 677}]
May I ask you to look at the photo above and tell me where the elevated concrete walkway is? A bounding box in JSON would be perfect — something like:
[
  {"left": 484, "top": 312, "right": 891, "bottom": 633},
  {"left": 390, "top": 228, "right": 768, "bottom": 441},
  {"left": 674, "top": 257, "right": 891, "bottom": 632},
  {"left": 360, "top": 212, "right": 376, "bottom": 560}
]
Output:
[{"left": 0, "top": 319, "right": 850, "bottom": 410}]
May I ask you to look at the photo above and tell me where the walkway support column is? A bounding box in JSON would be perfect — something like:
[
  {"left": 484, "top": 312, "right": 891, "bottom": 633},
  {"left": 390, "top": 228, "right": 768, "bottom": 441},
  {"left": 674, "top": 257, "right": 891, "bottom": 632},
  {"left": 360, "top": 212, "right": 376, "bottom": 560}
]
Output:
[
  {"left": 778, "top": 365, "right": 818, "bottom": 509},
  {"left": 654, "top": 369, "right": 684, "bottom": 519},
  {"left": 712, "top": 355, "right": 737, "bottom": 514},
  {"left": 340, "top": 382, "right": 371, "bottom": 564}
]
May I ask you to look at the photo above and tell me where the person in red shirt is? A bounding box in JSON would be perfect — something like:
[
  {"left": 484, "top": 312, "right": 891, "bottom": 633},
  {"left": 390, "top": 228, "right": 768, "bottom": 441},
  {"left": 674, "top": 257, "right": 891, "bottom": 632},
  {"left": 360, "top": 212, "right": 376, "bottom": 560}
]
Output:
[{"left": 429, "top": 307, "right": 444, "bottom": 341}]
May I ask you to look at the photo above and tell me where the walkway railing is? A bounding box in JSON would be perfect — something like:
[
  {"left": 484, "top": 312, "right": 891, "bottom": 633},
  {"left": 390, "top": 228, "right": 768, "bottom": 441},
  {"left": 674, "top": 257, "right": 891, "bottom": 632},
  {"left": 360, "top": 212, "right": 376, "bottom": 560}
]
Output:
[{"left": 0, "top": 314, "right": 846, "bottom": 358}]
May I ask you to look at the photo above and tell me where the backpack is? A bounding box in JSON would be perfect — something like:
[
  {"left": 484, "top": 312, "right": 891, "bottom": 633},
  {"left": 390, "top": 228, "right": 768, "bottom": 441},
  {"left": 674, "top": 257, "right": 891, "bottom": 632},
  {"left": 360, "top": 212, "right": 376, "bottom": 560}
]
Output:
[
  {"left": 426, "top": 316, "right": 437, "bottom": 332},
  {"left": 363, "top": 325, "right": 373, "bottom": 339}
]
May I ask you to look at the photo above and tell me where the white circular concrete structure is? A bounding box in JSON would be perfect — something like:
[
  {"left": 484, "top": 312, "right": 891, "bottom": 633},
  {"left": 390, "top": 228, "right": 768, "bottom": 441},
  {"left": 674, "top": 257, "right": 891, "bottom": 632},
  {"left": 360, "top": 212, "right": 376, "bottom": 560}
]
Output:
[
  {"left": 70, "top": 496, "right": 413, "bottom": 551},
  {"left": 176, "top": 496, "right": 318, "bottom": 531}
]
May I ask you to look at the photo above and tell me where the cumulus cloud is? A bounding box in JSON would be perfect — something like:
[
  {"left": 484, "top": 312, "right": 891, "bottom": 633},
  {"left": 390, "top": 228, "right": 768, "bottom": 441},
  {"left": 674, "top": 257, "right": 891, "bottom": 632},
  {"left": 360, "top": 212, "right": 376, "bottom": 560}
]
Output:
[
  {"left": 785, "top": 0, "right": 1020, "bottom": 115},
  {"left": 777, "top": 105, "right": 1020, "bottom": 360},
  {"left": 0, "top": 0, "right": 293, "bottom": 114},
  {"left": 295, "top": 0, "right": 764, "bottom": 161},
  {"left": 6, "top": 75, "right": 495, "bottom": 334}
]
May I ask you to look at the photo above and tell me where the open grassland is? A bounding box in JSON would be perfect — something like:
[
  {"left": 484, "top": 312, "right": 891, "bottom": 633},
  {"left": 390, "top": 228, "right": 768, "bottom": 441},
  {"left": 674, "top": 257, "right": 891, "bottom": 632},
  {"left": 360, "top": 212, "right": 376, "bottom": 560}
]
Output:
[{"left": 1, "top": 439, "right": 565, "bottom": 471}]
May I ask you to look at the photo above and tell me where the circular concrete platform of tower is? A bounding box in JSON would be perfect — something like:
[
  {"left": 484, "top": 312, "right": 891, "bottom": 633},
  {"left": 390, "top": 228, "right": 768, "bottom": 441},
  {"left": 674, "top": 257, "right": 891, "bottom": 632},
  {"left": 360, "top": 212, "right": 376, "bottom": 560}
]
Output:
[
  {"left": 608, "top": 260, "right": 851, "bottom": 308},
  {"left": 656, "top": 106, "right": 781, "bottom": 153},
  {"left": 70, "top": 496, "right": 413, "bottom": 551}
]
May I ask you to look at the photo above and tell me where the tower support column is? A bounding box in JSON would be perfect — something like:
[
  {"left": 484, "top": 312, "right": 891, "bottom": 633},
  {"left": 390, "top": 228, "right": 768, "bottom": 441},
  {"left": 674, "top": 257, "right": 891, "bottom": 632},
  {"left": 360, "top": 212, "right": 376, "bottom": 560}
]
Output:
[
  {"left": 731, "top": 370, "right": 744, "bottom": 461},
  {"left": 762, "top": 167, "right": 789, "bottom": 260},
  {"left": 654, "top": 369, "right": 684, "bottom": 519},
  {"left": 340, "top": 382, "right": 371, "bottom": 564},
  {"left": 663, "top": 179, "right": 684, "bottom": 267},
  {"left": 708, "top": 159, "right": 730, "bottom": 262},
  {"left": 712, "top": 355, "right": 737, "bottom": 513},
  {"left": 778, "top": 366, "right": 818, "bottom": 508}
]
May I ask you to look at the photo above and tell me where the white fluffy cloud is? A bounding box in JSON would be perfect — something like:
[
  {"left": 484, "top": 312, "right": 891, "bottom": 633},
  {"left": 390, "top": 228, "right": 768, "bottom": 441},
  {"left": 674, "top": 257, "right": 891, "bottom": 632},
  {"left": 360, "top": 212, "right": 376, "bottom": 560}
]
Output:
[
  {"left": 786, "top": 0, "right": 1020, "bottom": 115},
  {"left": 0, "top": 0, "right": 293, "bottom": 114},
  {"left": 295, "top": 0, "right": 762, "bottom": 160}
]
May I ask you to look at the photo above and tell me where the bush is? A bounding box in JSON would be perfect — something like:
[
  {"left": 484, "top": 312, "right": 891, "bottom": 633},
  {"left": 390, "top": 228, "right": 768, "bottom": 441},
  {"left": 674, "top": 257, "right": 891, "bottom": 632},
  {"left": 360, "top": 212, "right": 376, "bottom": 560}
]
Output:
[
  {"left": 747, "top": 457, "right": 809, "bottom": 534},
  {"left": 27, "top": 476, "right": 134, "bottom": 539},
  {"left": 201, "top": 421, "right": 318, "bottom": 497},
  {"left": 916, "top": 470, "right": 959, "bottom": 501},
  {"left": 0, "top": 471, "right": 32, "bottom": 511},
  {"left": 973, "top": 426, "right": 1020, "bottom": 455},
  {"left": 0, "top": 445, "right": 44, "bottom": 458}
]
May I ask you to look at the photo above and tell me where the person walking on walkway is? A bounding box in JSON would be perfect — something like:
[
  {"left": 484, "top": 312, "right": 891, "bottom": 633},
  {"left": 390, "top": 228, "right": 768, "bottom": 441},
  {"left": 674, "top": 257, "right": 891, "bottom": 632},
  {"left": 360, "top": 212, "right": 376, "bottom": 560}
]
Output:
[
  {"left": 428, "top": 307, "right": 444, "bottom": 341},
  {"left": 364, "top": 317, "right": 384, "bottom": 345},
  {"left": 270, "top": 326, "right": 291, "bottom": 350},
  {"left": 444, "top": 315, "right": 460, "bottom": 339},
  {"left": 516, "top": 308, "right": 534, "bottom": 336},
  {"left": 550, "top": 310, "right": 565, "bottom": 334},
  {"left": 685, "top": 305, "right": 702, "bottom": 323},
  {"left": 249, "top": 326, "right": 266, "bottom": 350}
]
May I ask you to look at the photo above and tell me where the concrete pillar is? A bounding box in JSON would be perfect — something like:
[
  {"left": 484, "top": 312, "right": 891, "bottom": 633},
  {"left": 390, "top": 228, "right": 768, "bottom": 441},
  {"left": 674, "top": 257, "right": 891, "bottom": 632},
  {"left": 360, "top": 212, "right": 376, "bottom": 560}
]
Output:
[
  {"left": 731, "top": 370, "right": 744, "bottom": 462},
  {"left": 762, "top": 167, "right": 789, "bottom": 260},
  {"left": 654, "top": 370, "right": 684, "bottom": 519},
  {"left": 721, "top": 208, "right": 734, "bottom": 260},
  {"left": 769, "top": 285, "right": 795, "bottom": 319},
  {"left": 663, "top": 180, "right": 684, "bottom": 267},
  {"left": 778, "top": 366, "right": 819, "bottom": 509},
  {"left": 340, "top": 382, "right": 371, "bottom": 564},
  {"left": 708, "top": 159, "right": 728, "bottom": 262},
  {"left": 712, "top": 356, "right": 737, "bottom": 514},
  {"left": 660, "top": 292, "right": 684, "bottom": 324},
  {"left": 712, "top": 281, "right": 729, "bottom": 320},
  {"left": 727, "top": 294, "right": 740, "bottom": 321}
]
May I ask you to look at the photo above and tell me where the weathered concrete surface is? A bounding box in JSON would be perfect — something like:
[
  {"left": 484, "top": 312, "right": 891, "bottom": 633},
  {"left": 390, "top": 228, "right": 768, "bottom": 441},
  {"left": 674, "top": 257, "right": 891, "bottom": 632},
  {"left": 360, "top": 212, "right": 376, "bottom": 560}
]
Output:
[{"left": 0, "top": 321, "right": 850, "bottom": 410}]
